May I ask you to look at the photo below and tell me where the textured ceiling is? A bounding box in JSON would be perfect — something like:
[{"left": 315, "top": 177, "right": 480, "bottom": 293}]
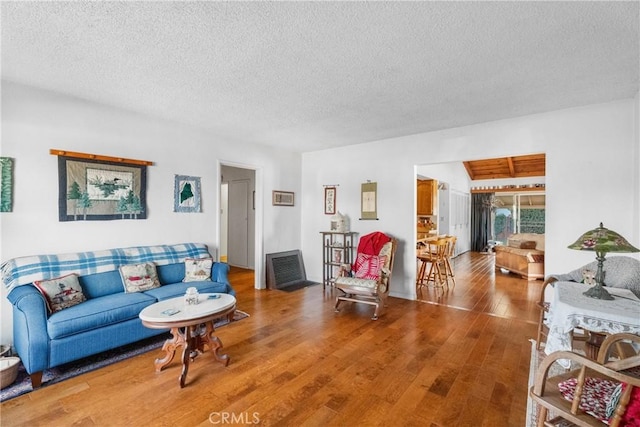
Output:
[{"left": 2, "top": 2, "right": 638, "bottom": 153}]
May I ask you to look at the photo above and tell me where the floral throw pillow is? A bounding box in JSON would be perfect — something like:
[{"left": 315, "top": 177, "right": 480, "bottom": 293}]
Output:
[
  {"left": 354, "top": 254, "right": 387, "bottom": 280},
  {"left": 183, "top": 258, "right": 213, "bottom": 282},
  {"left": 119, "top": 262, "right": 161, "bottom": 293},
  {"left": 34, "top": 273, "right": 86, "bottom": 313}
]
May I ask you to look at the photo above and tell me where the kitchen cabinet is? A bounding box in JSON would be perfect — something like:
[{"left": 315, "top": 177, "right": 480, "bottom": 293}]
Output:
[{"left": 417, "top": 179, "right": 436, "bottom": 216}]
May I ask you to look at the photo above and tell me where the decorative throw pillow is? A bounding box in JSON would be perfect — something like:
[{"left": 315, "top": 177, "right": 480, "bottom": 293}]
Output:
[
  {"left": 507, "top": 239, "right": 523, "bottom": 249},
  {"left": 354, "top": 253, "right": 387, "bottom": 280},
  {"left": 183, "top": 258, "right": 213, "bottom": 282},
  {"left": 34, "top": 273, "right": 86, "bottom": 313},
  {"left": 558, "top": 377, "right": 620, "bottom": 422},
  {"left": 605, "top": 382, "right": 623, "bottom": 419},
  {"left": 119, "top": 262, "right": 161, "bottom": 293}
]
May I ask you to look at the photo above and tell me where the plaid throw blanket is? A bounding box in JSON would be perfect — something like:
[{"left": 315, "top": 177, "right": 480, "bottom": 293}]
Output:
[{"left": 2, "top": 243, "right": 211, "bottom": 292}]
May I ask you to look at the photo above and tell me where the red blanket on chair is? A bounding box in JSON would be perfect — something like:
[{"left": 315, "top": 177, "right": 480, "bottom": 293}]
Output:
[{"left": 357, "top": 232, "right": 391, "bottom": 256}]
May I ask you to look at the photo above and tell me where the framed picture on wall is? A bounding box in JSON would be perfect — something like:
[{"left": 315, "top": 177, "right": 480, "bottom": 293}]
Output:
[
  {"left": 360, "top": 181, "right": 378, "bottom": 220},
  {"left": 324, "top": 186, "right": 336, "bottom": 215},
  {"left": 0, "top": 157, "right": 13, "bottom": 212},
  {"left": 273, "top": 190, "right": 294, "bottom": 206},
  {"left": 174, "top": 175, "right": 202, "bottom": 213}
]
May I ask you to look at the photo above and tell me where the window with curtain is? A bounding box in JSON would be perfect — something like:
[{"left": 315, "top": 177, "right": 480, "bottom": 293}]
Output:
[
  {"left": 493, "top": 192, "right": 545, "bottom": 244},
  {"left": 471, "top": 193, "right": 492, "bottom": 252}
]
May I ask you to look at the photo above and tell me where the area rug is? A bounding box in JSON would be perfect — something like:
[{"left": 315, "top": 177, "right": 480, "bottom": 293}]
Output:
[
  {"left": 526, "top": 339, "right": 545, "bottom": 427},
  {"left": 0, "top": 310, "right": 249, "bottom": 402}
]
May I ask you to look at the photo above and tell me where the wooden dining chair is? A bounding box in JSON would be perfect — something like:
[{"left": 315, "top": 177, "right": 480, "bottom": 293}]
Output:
[
  {"left": 443, "top": 235, "right": 457, "bottom": 288},
  {"left": 418, "top": 238, "right": 450, "bottom": 289}
]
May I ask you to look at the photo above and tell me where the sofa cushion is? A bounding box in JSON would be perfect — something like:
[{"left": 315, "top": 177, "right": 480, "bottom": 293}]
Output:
[
  {"left": 47, "top": 292, "right": 156, "bottom": 339},
  {"left": 508, "top": 240, "right": 537, "bottom": 249},
  {"left": 144, "top": 281, "right": 233, "bottom": 301},
  {"left": 79, "top": 270, "right": 125, "bottom": 299},
  {"left": 34, "top": 273, "right": 86, "bottom": 313},
  {"left": 119, "top": 262, "right": 161, "bottom": 293},
  {"left": 183, "top": 258, "right": 213, "bottom": 282},
  {"left": 507, "top": 233, "right": 545, "bottom": 251},
  {"left": 335, "top": 276, "right": 378, "bottom": 290},
  {"left": 494, "top": 245, "right": 544, "bottom": 257},
  {"left": 156, "top": 263, "right": 185, "bottom": 285}
]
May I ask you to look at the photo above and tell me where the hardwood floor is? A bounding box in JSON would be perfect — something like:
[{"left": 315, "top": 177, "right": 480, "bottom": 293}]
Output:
[{"left": 1, "top": 252, "right": 541, "bottom": 426}]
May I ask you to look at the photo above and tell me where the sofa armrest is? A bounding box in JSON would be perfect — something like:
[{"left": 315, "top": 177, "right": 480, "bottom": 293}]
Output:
[
  {"left": 6, "top": 285, "right": 50, "bottom": 374},
  {"left": 210, "top": 263, "right": 238, "bottom": 297},
  {"left": 211, "top": 262, "right": 230, "bottom": 284}
]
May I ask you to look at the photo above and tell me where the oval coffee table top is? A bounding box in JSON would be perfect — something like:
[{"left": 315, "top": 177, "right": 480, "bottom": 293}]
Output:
[{"left": 139, "top": 293, "right": 236, "bottom": 328}]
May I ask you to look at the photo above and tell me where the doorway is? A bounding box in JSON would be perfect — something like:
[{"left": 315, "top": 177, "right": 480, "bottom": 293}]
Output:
[{"left": 220, "top": 165, "right": 256, "bottom": 269}]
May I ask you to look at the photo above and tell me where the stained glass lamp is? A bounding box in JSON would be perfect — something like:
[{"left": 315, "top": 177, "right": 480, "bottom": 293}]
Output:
[{"left": 568, "top": 222, "right": 640, "bottom": 300}]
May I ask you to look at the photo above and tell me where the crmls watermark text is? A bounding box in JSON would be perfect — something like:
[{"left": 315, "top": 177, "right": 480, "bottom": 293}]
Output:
[{"left": 209, "top": 412, "right": 260, "bottom": 424}]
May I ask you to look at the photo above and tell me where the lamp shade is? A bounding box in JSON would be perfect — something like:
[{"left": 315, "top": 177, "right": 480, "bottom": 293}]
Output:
[{"left": 568, "top": 222, "right": 640, "bottom": 253}]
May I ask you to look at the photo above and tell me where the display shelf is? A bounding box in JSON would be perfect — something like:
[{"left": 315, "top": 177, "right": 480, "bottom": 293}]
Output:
[{"left": 320, "top": 231, "right": 357, "bottom": 290}]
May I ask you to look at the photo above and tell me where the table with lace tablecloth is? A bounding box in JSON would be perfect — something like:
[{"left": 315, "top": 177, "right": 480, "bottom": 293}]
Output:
[{"left": 545, "top": 281, "right": 640, "bottom": 368}]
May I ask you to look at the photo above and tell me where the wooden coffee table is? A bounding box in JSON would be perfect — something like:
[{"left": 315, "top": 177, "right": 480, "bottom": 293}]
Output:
[{"left": 139, "top": 293, "right": 236, "bottom": 388}]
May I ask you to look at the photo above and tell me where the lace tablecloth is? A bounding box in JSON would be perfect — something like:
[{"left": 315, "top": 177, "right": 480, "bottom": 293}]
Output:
[{"left": 545, "top": 281, "right": 640, "bottom": 367}]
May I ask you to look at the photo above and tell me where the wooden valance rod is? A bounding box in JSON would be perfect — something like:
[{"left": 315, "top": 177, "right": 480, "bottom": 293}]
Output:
[{"left": 50, "top": 149, "right": 153, "bottom": 166}]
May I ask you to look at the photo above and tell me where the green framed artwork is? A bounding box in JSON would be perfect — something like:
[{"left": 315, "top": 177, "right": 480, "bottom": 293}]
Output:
[
  {"left": 57, "top": 156, "right": 147, "bottom": 221},
  {"left": 1, "top": 157, "right": 13, "bottom": 212},
  {"left": 174, "top": 175, "right": 201, "bottom": 213}
]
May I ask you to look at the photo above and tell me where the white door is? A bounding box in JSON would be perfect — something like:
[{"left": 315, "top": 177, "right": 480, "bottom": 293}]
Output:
[
  {"left": 228, "top": 180, "right": 249, "bottom": 268},
  {"left": 450, "top": 190, "right": 471, "bottom": 256}
]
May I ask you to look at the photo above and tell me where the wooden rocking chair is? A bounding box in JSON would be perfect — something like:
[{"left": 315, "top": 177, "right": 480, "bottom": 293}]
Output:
[{"left": 334, "top": 232, "right": 397, "bottom": 320}]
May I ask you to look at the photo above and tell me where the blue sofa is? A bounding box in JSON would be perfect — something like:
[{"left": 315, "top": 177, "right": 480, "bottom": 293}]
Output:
[{"left": 3, "top": 243, "right": 235, "bottom": 388}]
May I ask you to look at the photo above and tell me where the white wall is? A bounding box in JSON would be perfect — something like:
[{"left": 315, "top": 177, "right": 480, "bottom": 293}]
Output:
[
  {"left": 417, "top": 162, "right": 471, "bottom": 192},
  {"left": 0, "top": 81, "right": 303, "bottom": 344},
  {"left": 301, "top": 98, "right": 640, "bottom": 301},
  {"left": 634, "top": 91, "right": 640, "bottom": 245}
]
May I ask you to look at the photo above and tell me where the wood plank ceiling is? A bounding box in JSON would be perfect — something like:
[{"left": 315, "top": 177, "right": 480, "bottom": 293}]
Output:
[{"left": 463, "top": 153, "right": 545, "bottom": 180}]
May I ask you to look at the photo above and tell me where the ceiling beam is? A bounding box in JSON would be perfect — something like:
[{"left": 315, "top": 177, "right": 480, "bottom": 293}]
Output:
[
  {"left": 507, "top": 157, "right": 516, "bottom": 177},
  {"left": 463, "top": 161, "right": 475, "bottom": 180}
]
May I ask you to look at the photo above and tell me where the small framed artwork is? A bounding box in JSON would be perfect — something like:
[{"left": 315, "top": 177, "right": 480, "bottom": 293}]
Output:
[
  {"left": 174, "top": 175, "right": 201, "bottom": 213},
  {"left": 272, "top": 190, "right": 294, "bottom": 206},
  {"left": 1, "top": 157, "right": 14, "bottom": 212},
  {"left": 360, "top": 181, "right": 378, "bottom": 220},
  {"left": 324, "top": 186, "right": 336, "bottom": 215}
]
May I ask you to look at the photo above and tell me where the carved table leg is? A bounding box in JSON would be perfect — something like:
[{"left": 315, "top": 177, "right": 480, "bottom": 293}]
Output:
[
  {"left": 199, "top": 321, "right": 230, "bottom": 366},
  {"left": 179, "top": 325, "right": 194, "bottom": 388},
  {"left": 154, "top": 327, "right": 185, "bottom": 372},
  {"left": 151, "top": 319, "right": 230, "bottom": 388}
]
